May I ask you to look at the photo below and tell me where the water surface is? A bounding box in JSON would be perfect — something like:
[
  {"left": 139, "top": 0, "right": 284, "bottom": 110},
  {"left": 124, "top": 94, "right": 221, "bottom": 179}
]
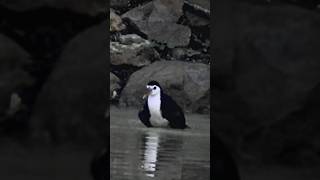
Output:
[{"left": 110, "top": 106, "right": 210, "bottom": 180}]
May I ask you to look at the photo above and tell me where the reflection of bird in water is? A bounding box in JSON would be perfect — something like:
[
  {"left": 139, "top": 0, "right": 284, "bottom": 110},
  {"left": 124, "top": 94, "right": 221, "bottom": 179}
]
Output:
[
  {"left": 90, "top": 148, "right": 108, "bottom": 180},
  {"left": 140, "top": 131, "right": 184, "bottom": 178},
  {"left": 141, "top": 131, "right": 160, "bottom": 177},
  {"left": 138, "top": 80, "right": 189, "bottom": 129},
  {"left": 213, "top": 135, "right": 240, "bottom": 180}
]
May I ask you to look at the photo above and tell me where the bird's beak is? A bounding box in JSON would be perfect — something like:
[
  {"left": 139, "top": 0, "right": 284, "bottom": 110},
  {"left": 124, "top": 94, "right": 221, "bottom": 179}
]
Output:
[{"left": 142, "top": 87, "right": 152, "bottom": 99}]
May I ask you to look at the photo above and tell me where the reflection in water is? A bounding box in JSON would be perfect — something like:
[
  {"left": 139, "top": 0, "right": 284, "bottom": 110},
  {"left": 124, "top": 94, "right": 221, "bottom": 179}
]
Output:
[
  {"left": 142, "top": 131, "right": 159, "bottom": 177},
  {"left": 140, "top": 130, "right": 184, "bottom": 178}
]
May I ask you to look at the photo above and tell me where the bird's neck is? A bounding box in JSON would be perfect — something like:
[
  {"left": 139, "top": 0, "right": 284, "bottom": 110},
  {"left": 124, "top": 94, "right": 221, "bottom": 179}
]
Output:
[{"left": 149, "top": 93, "right": 161, "bottom": 99}]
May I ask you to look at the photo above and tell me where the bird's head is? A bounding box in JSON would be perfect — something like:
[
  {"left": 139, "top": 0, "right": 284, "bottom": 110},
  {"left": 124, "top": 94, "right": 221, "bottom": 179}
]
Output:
[{"left": 143, "top": 81, "right": 162, "bottom": 99}]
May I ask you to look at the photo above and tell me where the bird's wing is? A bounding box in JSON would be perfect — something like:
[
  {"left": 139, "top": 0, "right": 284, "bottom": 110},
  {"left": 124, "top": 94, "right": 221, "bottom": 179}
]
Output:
[
  {"left": 138, "top": 100, "right": 152, "bottom": 127},
  {"left": 160, "top": 93, "right": 187, "bottom": 129}
]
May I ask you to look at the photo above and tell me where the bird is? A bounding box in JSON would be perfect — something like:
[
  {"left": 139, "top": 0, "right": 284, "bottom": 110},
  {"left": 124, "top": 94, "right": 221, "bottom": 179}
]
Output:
[{"left": 138, "top": 80, "right": 189, "bottom": 129}]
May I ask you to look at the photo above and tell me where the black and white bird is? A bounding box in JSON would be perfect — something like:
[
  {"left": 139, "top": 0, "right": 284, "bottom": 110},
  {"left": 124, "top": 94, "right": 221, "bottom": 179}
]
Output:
[{"left": 138, "top": 80, "right": 189, "bottom": 129}]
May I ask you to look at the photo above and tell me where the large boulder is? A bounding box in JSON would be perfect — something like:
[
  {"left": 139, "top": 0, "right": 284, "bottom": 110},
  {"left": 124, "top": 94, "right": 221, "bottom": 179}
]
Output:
[
  {"left": 119, "top": 61, "right": 210, "bottom": 113},
  {"left": 110, "top": 34, "right": 159, "bottom": 67},
  {"left": 0, "top": 34, "right": 33, "bottom": 119},
  {"left": 122, "top": 0, "right": 191, "bottom": 48},
  {"left": 30, "top": 22, "right": 107, "bottom": 145},
  {"left": 0, "top": 0, "right": 106, "bottom": 15},
  {"left": 214, "top": 2, "right": 320, "bottom": 164}
]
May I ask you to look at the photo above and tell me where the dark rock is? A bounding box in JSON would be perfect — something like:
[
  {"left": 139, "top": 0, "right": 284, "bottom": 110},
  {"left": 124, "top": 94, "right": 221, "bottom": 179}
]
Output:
[
  {"left": 110, "top": 0, "right": 130, "bottom": 9},
  {"left": 110, "top": 0, "right": 151, "bottom": 10},
  {"left": 30, "top": 22, "right": 107, "bottom": 145},
  {"left": 119, "top": 61, "right": 210, "bottom": 113},
  {"left": 0, "top": 34, "right": 34, "bottom": 118},
  {"left": 183, "top": 0, "right": 210, "bottom": 26},
  {"left": 184, "top": 0, "right": 210, "bottom": 16},
  {"left": 122, "top": 0, "right": 191, "bottom": 48},
  {"left": 110, "top": 34, "right": 160, "bottom": 67},
  {"left": 185, "top": 11, "right": 209, "bottom": 26},
  {"left": 171, "top": 48, "right": 187, "bottom": 60}
]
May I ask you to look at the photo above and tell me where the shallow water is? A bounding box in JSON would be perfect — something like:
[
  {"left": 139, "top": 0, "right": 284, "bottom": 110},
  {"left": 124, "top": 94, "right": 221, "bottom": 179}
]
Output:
[{"left": 110, "top": 106, "right": 210, "bottom": 180}]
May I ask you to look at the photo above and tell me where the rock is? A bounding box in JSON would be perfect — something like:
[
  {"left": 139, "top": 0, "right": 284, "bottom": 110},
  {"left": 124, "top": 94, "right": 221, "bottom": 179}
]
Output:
[
  {"left": 171, "top": 48, "right": 202, "bottom": 60},
  {"left": 215, "top": 2, "right": 320, "bottom": 164},
  {"left": 110, "top": 9, "right": 126, "bottom": 32},
  {"left": 0, "top": 0, "right": 106, "bottom": 15},
  {"left": 122, "top": 0, "right": 191, "bottom": 48},
  {"left": 110, "top": 0, "right": 130, "bottom": 9},
  {"left": 0, "top": 34, "right": 34, "bottom": 118},
  {"left": 184, "top": 0, "right": 210, "bottom": 26},
  {"left": 110, "top": 34, "right": 159, "bottom": 67},
  {"left": 119, "top": 61, "right": 210, "bottom": 113},
  {"left": 171, "top": 48, "right": 187, "bottom": 60},
  {"left": 110, "top": 73, "right": 120, "bottom": 100},
  {"left": 30, "top": 22, "right": 107, "bottom": 145},
  {"left": 111, "top": 0, "right": 155, "bottom": 10},
  {"left": 150, "top": 0, "right": 184, "bottom": 22},
  {"left": 148, "top": 23, "right": 191, "bottom": 48},
  {"left": 185, "top": 11, "right": 210, "bottom": 26},
  {"left": 184, "top": 0, "right": 210, "bottom": 16}
]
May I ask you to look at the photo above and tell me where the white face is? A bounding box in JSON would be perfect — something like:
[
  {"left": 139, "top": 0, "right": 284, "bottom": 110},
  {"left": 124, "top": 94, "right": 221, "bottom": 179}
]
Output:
[{"left": 146, "top": 85, "right": 161, "bottom": 96}]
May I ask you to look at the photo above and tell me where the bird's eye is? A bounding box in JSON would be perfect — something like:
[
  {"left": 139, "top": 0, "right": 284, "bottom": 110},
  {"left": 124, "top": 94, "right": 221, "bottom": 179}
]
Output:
[{"left": 153, "top": 87, "right": 156, "bottom": 90}]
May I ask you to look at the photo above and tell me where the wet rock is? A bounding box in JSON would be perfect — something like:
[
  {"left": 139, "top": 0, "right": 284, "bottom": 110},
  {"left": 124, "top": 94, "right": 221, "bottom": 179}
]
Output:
[
  {"left": 215, "top": 2, "right": 320, "bottom": 164},
  {"left": 119, "top": 61, "right": 210, "bottom": 113},
  {"left": 0, "top": 34, "right": 34, "bottom": 118},
  {"left": 30, "top": 22, "right": 107, "bottom": 144},
  {"left": 122, "top": 0, "right": 191, "bottom": 48},
  {"left": 110, "top": 73, "right": 120, "bottom": 100},
  {"left": 0, "top": 0, "right": 106, "bottom": 15},
  {"left": 110, "top": 34, "right": 159, "bottom": 67},
  {"left": 110, "top": 9, "right": 126, "bottom": 32}
]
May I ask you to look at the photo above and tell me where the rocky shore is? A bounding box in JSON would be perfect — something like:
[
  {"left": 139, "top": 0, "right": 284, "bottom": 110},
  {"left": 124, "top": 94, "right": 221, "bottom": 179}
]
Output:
[{"left": 109, "top": 0, "right": 211, "bottom": 114}]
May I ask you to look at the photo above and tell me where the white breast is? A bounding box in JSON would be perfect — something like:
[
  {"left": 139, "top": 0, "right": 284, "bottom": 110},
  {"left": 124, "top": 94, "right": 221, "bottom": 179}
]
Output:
[{"left": 148, "top": 94, "right": 168, "bottom": 127}]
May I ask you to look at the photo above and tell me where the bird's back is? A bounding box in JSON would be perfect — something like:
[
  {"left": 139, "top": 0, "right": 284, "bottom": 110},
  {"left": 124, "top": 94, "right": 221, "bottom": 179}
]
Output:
[{"left": 160, "top": 93, "right": 187, "bottom": 129}]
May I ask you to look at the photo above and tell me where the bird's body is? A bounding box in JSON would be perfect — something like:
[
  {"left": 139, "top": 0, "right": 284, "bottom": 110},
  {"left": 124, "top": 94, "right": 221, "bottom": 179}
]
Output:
[
  {"left": 138, "top": 81, "right": 188, "bottom": 129},
  {"left": 147, "top": 91, "right": 169, "bottom": 127}
]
